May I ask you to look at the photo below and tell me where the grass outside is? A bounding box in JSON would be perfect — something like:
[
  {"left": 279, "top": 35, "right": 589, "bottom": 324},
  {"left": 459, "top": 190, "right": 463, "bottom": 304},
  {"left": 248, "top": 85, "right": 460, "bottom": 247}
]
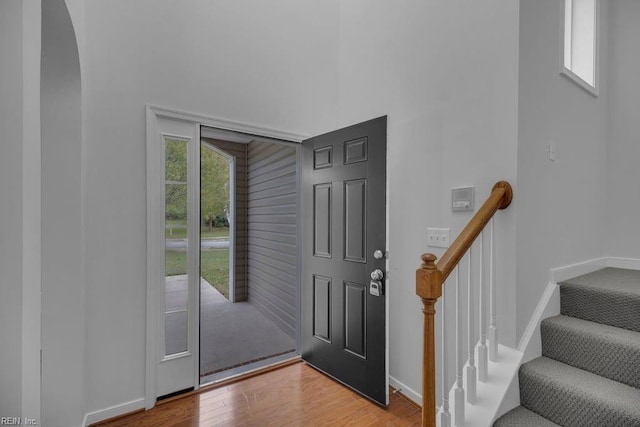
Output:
[
  {"left": 165, "top": 248, "right": 230, "bottom": 298},
  {"left": 165, "top": 220, "right": 229, "bottom": 240}
]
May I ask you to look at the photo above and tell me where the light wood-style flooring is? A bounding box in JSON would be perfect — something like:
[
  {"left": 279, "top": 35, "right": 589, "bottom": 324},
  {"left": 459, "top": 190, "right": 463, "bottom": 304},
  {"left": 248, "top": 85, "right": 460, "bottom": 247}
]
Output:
[{"left": 96, "top": 361, "right": 421, "bottom": 426}]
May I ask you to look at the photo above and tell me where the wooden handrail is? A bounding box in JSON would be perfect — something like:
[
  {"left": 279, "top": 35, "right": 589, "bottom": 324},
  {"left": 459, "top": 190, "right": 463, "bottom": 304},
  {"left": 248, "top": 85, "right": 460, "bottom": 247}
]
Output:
[
  {"left": 437, "top": 181, "right": 512, "bottom": 281},
  {"left": 415, "top": 181, "right": 513, "bottom": 427}
]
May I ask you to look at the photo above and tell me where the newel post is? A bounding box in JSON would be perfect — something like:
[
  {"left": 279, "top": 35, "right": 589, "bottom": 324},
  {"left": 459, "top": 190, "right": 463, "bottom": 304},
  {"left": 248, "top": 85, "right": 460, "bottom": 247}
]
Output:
[{"left": 416, "top": 253, "right": 443, "bottom": 427}]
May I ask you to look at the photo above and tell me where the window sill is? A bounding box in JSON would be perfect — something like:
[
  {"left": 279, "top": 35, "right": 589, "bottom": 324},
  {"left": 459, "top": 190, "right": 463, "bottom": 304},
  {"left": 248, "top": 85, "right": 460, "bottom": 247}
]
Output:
[{"left": 560, "top": 66, "right": 599, "bottom": 97}]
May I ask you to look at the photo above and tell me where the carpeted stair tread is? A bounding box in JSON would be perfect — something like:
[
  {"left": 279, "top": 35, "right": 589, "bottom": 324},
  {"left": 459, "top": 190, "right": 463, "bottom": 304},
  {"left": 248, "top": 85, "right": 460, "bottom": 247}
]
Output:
[
  {"left": 519, "top": 357, "right": 640, "bottom": 427},
  {"left": 493, "top": 406, "right": 560, "bottom": 427},
  {"left": 561, "top": 267, "right": 640, "bottom": 294},
  {"left": 541, "top": 315, "right": 640, "bottom": 388},
  {"left": 560, "top": 267, "right": 640, "bottom": 332}
]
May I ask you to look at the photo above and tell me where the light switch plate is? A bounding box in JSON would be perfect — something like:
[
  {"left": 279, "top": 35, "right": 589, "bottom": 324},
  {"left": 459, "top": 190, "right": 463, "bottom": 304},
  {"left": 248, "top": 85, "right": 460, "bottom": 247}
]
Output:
[
  {"left": 548, "top": 140, "right": 556, "bottom": 161},
  {"left": 427, "top": 228, "right": 451, "bottom": 248}
]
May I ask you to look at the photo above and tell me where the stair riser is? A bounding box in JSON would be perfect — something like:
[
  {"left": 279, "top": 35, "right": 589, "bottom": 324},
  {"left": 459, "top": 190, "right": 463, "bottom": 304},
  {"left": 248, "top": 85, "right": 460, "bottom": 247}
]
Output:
[
  {"left": 541, "top": 320, "right": 640, "bottom": 389},
  {"left": 493, "top": 406, "right": 560, "bottom": 427},
  {"left": 560, "top": 285, "right": 640, "bottom": 332},
  {"left": 519, "top": 367, "right": 640, "bottom": 427}
]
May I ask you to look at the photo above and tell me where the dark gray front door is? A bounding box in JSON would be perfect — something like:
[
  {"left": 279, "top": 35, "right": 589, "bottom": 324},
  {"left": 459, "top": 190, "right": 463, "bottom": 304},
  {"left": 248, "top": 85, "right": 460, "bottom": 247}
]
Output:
[{"left": 301, "top": 116, "right": 387, "bottom": 405}]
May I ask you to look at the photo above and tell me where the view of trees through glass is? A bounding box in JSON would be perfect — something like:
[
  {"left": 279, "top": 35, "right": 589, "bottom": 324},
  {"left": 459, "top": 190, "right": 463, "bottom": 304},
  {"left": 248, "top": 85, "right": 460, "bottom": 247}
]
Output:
[
  {"left": 200, "top": 144, "right": 231, "bottom": 299},
  {"left": 163, "top": 138, "right": 231, "bottom": 299}
]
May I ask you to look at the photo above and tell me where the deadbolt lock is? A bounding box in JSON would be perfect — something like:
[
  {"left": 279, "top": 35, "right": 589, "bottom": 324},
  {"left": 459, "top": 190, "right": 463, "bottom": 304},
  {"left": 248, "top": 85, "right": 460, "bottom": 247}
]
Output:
[{"left": 370, "top": 269, "right": 384, "bottom": 297}]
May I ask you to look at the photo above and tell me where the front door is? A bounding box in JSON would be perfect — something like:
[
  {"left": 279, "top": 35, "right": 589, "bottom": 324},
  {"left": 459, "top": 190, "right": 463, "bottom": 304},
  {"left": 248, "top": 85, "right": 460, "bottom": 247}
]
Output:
[{"left": 301, "top": 116, "right": 387, "bottom": 405}]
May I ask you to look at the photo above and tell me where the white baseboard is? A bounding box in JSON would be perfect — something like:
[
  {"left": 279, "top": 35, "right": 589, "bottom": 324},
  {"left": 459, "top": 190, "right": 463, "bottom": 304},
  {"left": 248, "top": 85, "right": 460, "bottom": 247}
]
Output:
[
  {"left": 606, "top": 257, "right": 640, "bottom": 270},
  {"left": 82, "top": 398, "right": 145, "bottom": 426},
  {"left": 549, "top": 257, "right": 640, "bottom": 285},
  {"left": 549, "top": 258, "right": 606, "bottom": 284},
  {"left": 389, "top": 375, "right": 421, "bottom": 407},
  {"left": 517, "top": 282, "right": 560, "bottom": 353}
]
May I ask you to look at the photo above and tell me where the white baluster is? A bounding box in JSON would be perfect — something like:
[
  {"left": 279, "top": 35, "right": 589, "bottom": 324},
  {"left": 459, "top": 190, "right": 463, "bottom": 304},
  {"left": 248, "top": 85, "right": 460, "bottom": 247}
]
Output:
[
  {"left": 455, "top": 266, "right": 465, "bottom": 426},
  {"left": 465, "top": 250, "right": 476, "bottom": 404},
  {"left": 478, "top": 232, "right": 488, "bottom": 382},
  {"left": 489, "top": 218, "right": 498, "bottom": 362},
  {"left": 441, "top": 277, "right": 451, "bottom": 427}
]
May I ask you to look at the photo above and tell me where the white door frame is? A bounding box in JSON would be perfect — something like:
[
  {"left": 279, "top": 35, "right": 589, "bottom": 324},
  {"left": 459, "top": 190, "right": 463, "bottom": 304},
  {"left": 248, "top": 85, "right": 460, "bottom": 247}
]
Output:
[{"left": 145, "top": 104, "right": 308, "bottom": 409}]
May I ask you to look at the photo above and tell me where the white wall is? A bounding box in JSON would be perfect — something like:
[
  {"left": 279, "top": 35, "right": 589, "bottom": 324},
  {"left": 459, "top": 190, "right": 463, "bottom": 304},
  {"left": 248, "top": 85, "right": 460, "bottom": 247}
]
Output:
[
  {"left": 338, "top": 0, "right": 519, "bottom": 400},
  {"left": 21, "top": 0, "right": 42, "bottom": 421},
  {"left": 606, "top": 0, "right": 640, "bottom": 258},
  {"left": 0, "top": 0, "right": 24, "bottom": 414},
  {"left": 0, "top": 0, "right": 41, "bottom": 420},
  {"left": 81, "top": 0, "right": 340, "bottom": 414},
  {"left": 49, "top": 0, "right": 522, "bottom": 417},
  {"left": 75, "top": 1, "right": 521, "bottom": 415},
  {"left": 516, "top": 0, "right": 609, "bottom": 341},
  {"left": 26, "top": 0, "right": 640, "bottom": 420},
  {"left": 41, "top": 0, "right": 85, "bottom": 425},
  {"left": 7, "top": 0, "right": 632, "bottom": 421}
]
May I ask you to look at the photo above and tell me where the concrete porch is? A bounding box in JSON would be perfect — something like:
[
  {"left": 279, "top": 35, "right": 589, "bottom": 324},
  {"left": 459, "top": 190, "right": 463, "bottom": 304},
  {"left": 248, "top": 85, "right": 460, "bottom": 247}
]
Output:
[{"left": 165, "top": 275, "right": 296, "bottom": 380}]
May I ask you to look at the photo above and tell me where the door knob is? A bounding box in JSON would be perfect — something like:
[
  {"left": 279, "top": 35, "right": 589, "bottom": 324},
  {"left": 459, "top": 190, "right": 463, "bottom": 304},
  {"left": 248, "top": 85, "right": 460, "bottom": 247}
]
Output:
[{"left": 370, "top": 269, "right": 384, "bottom": 281}]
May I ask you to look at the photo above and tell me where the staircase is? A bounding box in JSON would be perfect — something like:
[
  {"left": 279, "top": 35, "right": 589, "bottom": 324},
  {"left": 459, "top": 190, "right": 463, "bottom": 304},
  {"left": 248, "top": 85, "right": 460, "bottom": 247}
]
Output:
[{"left": 495, "top": 267, "right": 640, "bottom": 426}]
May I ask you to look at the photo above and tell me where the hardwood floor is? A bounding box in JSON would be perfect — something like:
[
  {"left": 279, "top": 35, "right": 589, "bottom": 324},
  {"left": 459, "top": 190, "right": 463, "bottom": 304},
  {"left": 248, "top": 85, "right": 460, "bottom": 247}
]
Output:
[{"left": 96, "top": 361, "right": 421, "bottom": 426}]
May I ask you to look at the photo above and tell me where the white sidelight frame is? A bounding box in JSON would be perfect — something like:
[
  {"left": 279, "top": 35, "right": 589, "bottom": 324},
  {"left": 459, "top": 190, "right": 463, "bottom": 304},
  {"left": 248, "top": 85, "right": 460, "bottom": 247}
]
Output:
[
  {"left": 147, "top": 113, "right": 201, "bottom": 405},
  {"left": 145, "top": 105, "right": 307, "bottom": 409}
]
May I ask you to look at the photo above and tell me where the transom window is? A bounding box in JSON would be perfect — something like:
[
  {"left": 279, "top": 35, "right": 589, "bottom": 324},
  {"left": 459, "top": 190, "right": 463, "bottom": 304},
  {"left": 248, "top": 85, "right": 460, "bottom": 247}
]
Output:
[{"left": 562, "top": 0, "right": 599, "bottom": 95}]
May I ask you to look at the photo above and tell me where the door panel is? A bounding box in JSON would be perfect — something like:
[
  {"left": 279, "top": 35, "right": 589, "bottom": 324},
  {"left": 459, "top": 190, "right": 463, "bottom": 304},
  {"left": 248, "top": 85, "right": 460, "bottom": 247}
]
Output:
[
  {"left": 302, "top": 116, "right": 387, "bottom": 405},
  {"left": 344, "top": 281, "right": 366, "bottom": 357},
  {"left": 313, "top": 183, "right": 332, "bottom": 258},
  {"left": 313, "top": 275, "right": 332, "bottom": 342},
  {"left": 344, "top": 179, "right": 367, "bottom": 263}
]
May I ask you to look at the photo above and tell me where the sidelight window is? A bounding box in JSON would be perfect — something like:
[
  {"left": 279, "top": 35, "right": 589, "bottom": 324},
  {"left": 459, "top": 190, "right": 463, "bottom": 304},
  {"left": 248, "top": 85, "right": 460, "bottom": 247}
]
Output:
[{"left": 164, "top": 137, "right": 190, "bottom": 356}]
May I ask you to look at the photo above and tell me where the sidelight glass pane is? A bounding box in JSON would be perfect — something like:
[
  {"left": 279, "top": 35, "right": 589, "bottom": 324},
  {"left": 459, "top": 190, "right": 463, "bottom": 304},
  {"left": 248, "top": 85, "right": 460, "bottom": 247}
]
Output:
[
  {"left": 164, "top": 137, "right": 189, "bottom": 356},
  {"left": 165, "top": 183, "right": 187, "bottom": 232},
  {"left": 165, "top": 139, "right": 188, "bottom": 182},
  {"left": 165, "top": 309, "right": 188, "bottom": 356}
]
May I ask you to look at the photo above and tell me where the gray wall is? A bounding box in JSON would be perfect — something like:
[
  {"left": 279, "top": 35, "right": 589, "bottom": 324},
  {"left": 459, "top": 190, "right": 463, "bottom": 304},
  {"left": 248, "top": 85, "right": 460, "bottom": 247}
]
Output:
[
  {"left": 41, "top": 0, "right": 86, "bottom": 424},
  {"left": 201, "top": 138, "right": 248, "bottom": 302},
  {"left": 0, "top": 0, "right": 41, "bottom": 419},
  {"left": 0, "top": 0, "right": 24, "bottom": 415},
  {"left": 48, "top": 0, "right": 521, "bottom": 416},
  {"left": 81, "top": 2, "right": 335, "bottom": 414},
  {"left": 606, "top": 0, "right": 640, "bottom": 258},
  {"left": 247, "top": 141, "right": 298, "bottom": 338},
  {"left": 516, "top": 0, "right": 609, "bottom": 341}
]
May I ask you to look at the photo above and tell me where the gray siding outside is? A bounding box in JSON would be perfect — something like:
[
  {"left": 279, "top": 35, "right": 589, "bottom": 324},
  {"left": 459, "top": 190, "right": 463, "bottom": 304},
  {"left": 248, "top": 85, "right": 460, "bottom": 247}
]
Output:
[
  {"left": 201, "top": 138, "right": 248, "bottom": 302},
  {"left": 247, "top": 141, "right": 298, "bottom": 338}
]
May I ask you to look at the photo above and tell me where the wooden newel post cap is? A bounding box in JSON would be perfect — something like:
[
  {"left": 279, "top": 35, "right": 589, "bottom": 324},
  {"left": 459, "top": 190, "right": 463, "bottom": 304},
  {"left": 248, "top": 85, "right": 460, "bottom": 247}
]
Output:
[
  {"left": 420, "top": 253, "right": 437, "bottom": 269},
  {"left": 416, "top": 253, "right": 442, "bottom": 300}
]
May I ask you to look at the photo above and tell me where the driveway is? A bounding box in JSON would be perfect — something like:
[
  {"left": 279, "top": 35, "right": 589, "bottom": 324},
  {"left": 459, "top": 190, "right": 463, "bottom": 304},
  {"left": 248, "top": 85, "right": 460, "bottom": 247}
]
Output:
[{"left": 165, "top": 238, "right": 229, "bottom": 250}]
